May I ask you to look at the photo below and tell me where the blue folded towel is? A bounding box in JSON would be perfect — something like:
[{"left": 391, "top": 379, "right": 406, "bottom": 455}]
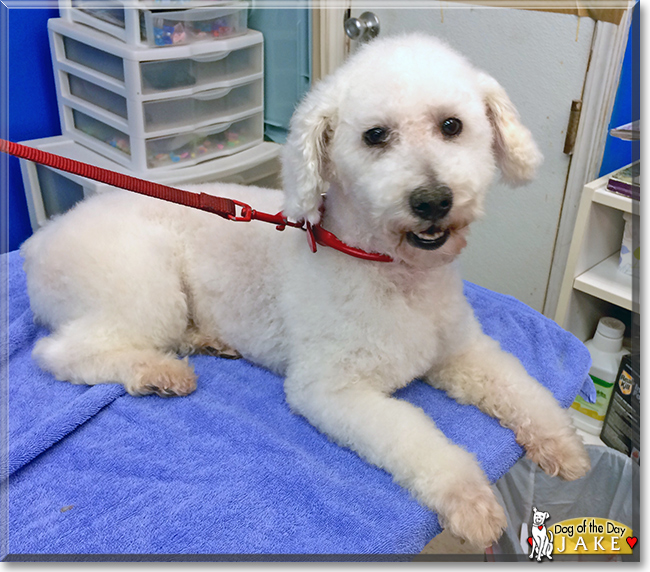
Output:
[{"left": 3, "top": 250, "right": 594, "bottom": 557}]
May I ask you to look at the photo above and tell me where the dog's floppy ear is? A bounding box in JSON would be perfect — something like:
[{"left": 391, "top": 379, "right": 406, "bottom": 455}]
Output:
[
  {"left": 478, "top": 73, "right": 543, "bottom": 185},
  {"left": 281, "top": 76, "right": 339, "bottom": 225}
]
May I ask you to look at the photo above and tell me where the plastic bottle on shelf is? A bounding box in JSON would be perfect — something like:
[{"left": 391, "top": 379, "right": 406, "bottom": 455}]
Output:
[{"left": 570, "top": 317, "right": 629, "bottom": 436}]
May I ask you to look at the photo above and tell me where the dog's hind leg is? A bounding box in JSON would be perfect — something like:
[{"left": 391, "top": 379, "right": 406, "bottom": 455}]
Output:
[
  {"left": 178, "top": 324, "right": 241, "bottom": 360},
  {"left": 33, "top": 320, "right": 197, "bottom": 397}
]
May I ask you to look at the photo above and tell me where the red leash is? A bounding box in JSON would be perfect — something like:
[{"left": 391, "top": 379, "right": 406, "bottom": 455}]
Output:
[{"left": 0, "top": 138, "right": 393, "bottom": 262}]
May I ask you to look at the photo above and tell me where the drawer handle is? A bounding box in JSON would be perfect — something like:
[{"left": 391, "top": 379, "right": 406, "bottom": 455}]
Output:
[
  {"left": 190, "top": 51, "right": 232, "bottom": 63},
  {"left": 193, "top": 87, "right": 232, "bottom": 101},
  {"left": 196, "top": 121, "right": 234, "bottom": 135}
]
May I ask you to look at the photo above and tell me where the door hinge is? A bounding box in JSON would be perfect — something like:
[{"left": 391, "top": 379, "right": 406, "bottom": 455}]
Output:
[{"left": 563, "top": 100, "right": 582, "bottom": 155}]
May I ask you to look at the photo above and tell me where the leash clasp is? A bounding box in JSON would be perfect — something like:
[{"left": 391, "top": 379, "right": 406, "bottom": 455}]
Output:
[
  {"left": 225, "top": 200, "right": 306, "bottom": 233},
  {"left": 237, "top": 207, "right": 306, "bottom": 232},
  {"left": 228, "top": 200, "right": 254, "bottom": 222}
]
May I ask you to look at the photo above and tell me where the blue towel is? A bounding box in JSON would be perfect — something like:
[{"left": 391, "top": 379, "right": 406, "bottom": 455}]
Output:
[{"left": 3, "top": 250, "right": 594, "bottom": 557}]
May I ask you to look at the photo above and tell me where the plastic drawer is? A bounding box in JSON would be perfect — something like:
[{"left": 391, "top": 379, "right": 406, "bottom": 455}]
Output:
[
  {"left": 34, "top": 163, "right": 86, "bottom": 221},
  {"left": 49, "top": 18, "right": 263, "bottom": 100},
  {"left": 61, "top": 35, "right": 125, "bottom": 81},
  {"left": 71, "top": 107, "right": 131, "bottom": 155},
  {"left": 59, "top": 1, "right": 248, "bottom": 47},
  {"left": 60, "top": 70, "right": 263, "bottom": 135},
  {"left": 145, "top": 4, "right": 248, "bottom": 47},
  {"left": 142, "top": 80, "right": 263, "bottom": 132},
  {"left": 68, "top": 73, "right": 128, "bottom": 119},
  {"left": 19, "top": 135, "right": 282, "bottom": 230},
  {"left": 62, "top": 99, "right": 265, "bottom": 171},
  {"left": 145, "top": 112, "right": 264, "bottom": 168},
  {"left": 139, "top": 43, "right": 261, "bottom": 94}
]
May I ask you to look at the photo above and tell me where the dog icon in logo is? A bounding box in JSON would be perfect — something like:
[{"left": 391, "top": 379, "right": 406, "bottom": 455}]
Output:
[{"left": 529, "top": 507, "right": 554, "bottom": 561}]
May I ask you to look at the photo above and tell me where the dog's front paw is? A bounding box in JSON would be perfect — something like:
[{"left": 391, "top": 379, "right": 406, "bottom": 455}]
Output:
[
  {"left": 439, "top": 481, "right": 507, "bottom": 547},
  {"left": 523, "top": 426, "right": 591, "bottom": 480}
]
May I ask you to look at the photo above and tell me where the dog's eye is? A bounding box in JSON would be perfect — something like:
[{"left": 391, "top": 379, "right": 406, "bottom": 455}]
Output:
[
  {"left": 363, "top": 127, "right": 390, "bottom": 147},
  {"left": 441, "top": 117, "right": 463, "bottom": 137}
]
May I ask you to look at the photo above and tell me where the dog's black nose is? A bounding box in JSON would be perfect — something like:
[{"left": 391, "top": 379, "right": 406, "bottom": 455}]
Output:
[{"left": 409, "top": 186, "right": 453, "bottom": 222}]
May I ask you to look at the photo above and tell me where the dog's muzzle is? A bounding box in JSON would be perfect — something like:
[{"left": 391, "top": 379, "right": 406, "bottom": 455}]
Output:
[{"left": 406, "top": 185, "right": 453, "bottom": 250}]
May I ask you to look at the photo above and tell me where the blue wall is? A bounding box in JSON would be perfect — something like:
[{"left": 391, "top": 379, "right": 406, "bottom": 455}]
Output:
[
  {"left": 1, "top": 4, "right": 62, "bottom": 253},
  {"left": 598, "top": 1, "right": 640, "bottom": 177}
]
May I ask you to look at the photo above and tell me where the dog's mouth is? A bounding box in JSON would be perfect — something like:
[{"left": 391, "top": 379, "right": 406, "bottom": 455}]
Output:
[{"left": 405, "top": 225, "right": 451, "bottom": 251}]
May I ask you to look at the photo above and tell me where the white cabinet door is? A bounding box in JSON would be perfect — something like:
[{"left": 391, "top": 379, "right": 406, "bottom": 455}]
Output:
[{"left": 338, "top": 1, "right": 629, "bottom": 314}]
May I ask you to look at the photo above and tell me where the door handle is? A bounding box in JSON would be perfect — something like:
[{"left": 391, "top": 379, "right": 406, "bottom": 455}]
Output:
[{"left": 344, "top": 11, "right": 380, "bottom": 43}]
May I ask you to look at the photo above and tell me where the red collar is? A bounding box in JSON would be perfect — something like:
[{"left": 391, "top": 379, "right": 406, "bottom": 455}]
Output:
[{"left": 305, "top": 222, "right": 394, "bottom": 263}]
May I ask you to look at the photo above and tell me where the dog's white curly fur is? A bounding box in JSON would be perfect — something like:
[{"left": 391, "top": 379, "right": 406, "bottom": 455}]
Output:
[{"left": 21, "top": 34, "right": 588, "bottom": 546}]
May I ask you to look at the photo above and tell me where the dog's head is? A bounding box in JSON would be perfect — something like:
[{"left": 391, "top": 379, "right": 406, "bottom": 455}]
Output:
[
  {"left": 282, "top": 34, "right": 542, "bottom": 265},
  {"left": 532, "top": 507, "right": 550, "bottom": 527}
]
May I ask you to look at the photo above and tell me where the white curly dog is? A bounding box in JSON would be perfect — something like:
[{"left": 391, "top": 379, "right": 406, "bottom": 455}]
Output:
[{"left": 21, "top": 34, "right": 590, "bottom": 546}]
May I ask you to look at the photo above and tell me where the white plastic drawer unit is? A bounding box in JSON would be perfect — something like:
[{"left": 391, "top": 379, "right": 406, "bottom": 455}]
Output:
[
  {"left": 19, "top": 135, "right": 282, "bottom": 231},
  {"left": 59, "top": 0, "right": 249, "bottom": 48},
  {"left": 48, "top": 18, "right": 264, "bottom": 171}
]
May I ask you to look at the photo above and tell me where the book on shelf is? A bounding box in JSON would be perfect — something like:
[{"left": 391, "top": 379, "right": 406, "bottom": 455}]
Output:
[
  {"left": 610, "top": 120, "right": 640, "bottom": 141},
  {"left": 606, "top": 161, "right": 640, "bottom": 201}
]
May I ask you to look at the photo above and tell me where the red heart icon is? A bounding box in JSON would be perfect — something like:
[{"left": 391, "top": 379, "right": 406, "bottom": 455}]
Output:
[
  {"left": 528, "top": 537, "right": 533, "bottom": 546},
  {"left": 538, "top": 525, "right": 544, "bottom": 530},
  {"left": 626, "top": 537, "right": 637, "bottom": 549}
]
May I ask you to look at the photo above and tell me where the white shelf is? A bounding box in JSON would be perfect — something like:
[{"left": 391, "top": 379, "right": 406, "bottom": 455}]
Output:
[
  {"left": 592, "top": 186, "right": 635, "bottom": 213},
  {"left": 573, "top": 253, "right": 634, "bottom": 311},
  {"left": 554, "top": 165, "right": 638, "bottom": 344}
]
